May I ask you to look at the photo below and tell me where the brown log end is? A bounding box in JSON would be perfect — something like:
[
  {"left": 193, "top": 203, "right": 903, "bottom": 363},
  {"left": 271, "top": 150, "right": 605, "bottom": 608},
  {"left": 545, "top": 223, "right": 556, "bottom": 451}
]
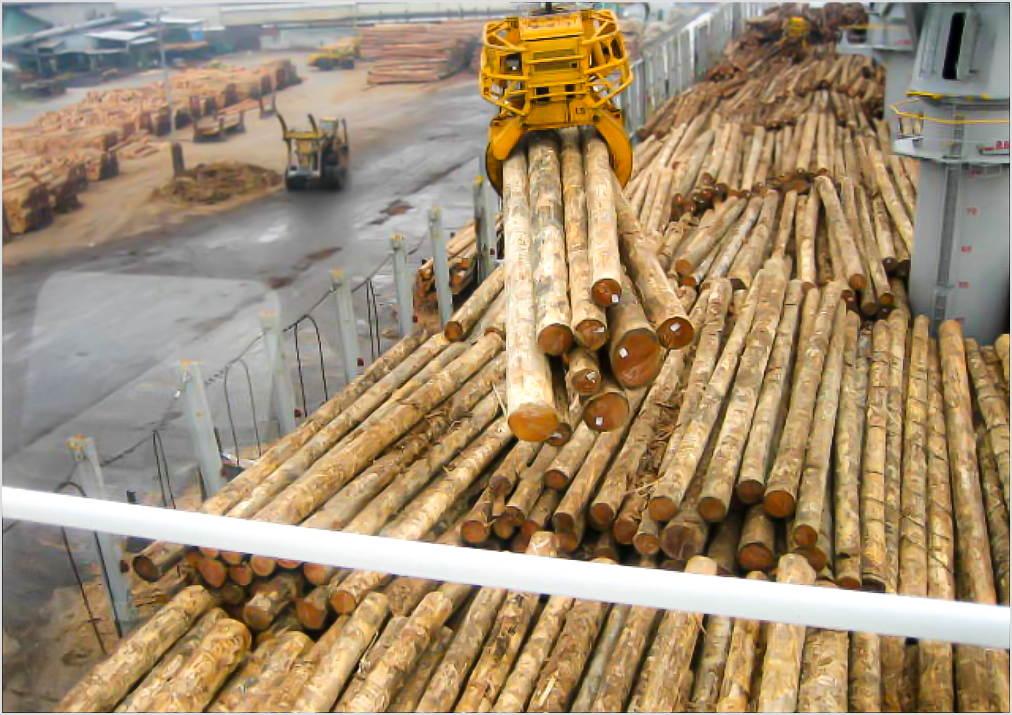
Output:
[
  {"left": 795, "top": 546, "right": 828, "bottom": 572},
  {"left": 591, "top": 278, "right": 622, "bottom": 308},
  {"left": 612, "top": 329, "right": 662, "bottom": 389},
  {"left": 295, "top": 598, "right": 327, "bottom": 631},
  {"left": 198, "top": 558, "right": 228, "bottom": 588},
  {"left": 791, "top": 523, "right": 818, "bottom": 548},
  {"left": 674, "top": 257, "right": 695, "bottom": 277},
  {"left": 221, "top": 583, "right": 246, "bottom": 605},
  {"left": 508, "top": 403, "right": 560, "bottom": 443},
  {"left": 546, "top": 423, "right": 573, "bottom": 447},
  {"left": 250, "top": 555, "right": 277, "bottom": 578},
  {"left": 199, "top": 546, "right": 220, "bottom": 559},
  {"left": 860, "top": 299, "right": 879, "bottom": 317},
  {"left": 229, "top": 564, "right": 254, "bottom": 586},
  {"left": 551, "top": 513, "right": 575, "bottom": 534},
  {"left": 132, "top": 555, "right": 164, "bottom": 583},
  {"left": 588, "top": 503, "right": 615, "bottom": 532},
  {"left": 557, "top": 531, "right": 579, "bottom": 553},
  {"left": 544, "top": 468, "right": 570, "bottom": 491},
  {"left": 243, "top": 605, "right": 274, "bottom": 632},
  {"left": 738, "top": 544, "right": 775, "bottom": 572},
  {"left": 763, "top": 490, "right": 796, "bottom": 519},
  {"left": 304, "top": 563, "right": 335, "bottom": 586},
  {"left": 331, "top": 589, "right": 358, "bottom": 615},
  {"left": 444, "top": 322, "right": 465, "bottom": 342},
  {"left": 277, "top": 559, "right": 302, "bottom": 570},
  {"left": 848, "top": 274, "right": 867, "bottom": 292},
  {"left": 574, "top": 320, "right": 609, "bottom": 351},
  {"left": 697, "top": 496, "right": 728, "bottom": 523},
  {"left": 658, "top": 317, "right": 694, "bottom": 350},
  {"left": 647, "top": 496, "right": 677, "bottom": 523},
  {"left": 493, "top": 516, "right": 516, "bottom": 540},
  {"left": 538, "top": 324, "right": 575, "bottom": 357},
  {"left": 583, "top": 392, "right": 629, "bottom": 432},
  {"left": 571, "top": 368, "right": 603, "bottom": 396},
  {"left": 613, "top": 517, "right": 638, "bottom": 545},
  {"left": 221, "top": 551, "right": 244, "bottom": 566},
  {"left": 882, "top": 256, "right": 898, "bottom": 272},
  {"left": 633, "top": 532, "right": 660, "bottom": 556},
  {"left": 660, "top": 524, "right": 706, "bottom": 561},
  {"left": 462, "top": 520, "right": 490, "bottom": 545}
]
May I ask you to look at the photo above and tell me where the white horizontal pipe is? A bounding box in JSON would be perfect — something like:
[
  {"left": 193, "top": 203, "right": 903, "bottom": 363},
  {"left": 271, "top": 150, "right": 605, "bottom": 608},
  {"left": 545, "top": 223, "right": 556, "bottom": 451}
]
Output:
[{"left": 4, "top": 486, "right": 1008, "bottom": 649}]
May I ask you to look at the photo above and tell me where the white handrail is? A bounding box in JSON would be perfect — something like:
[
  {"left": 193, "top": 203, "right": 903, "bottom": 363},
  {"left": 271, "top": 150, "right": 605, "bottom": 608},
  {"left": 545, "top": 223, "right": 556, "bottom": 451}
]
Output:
[{"left": 3, "top": 486, "right": 1008, "bottom": 649}]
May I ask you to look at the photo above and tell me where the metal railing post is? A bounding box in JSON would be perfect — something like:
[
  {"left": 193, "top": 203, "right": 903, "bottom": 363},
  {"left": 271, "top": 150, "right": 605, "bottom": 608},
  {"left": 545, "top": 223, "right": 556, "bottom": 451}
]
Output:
[
  {"left": 68, "top": 435, "right": 140, "bottom": 636},
  {"left": 390, "top": 235, "right": 414, "bottom": 338},
  {"left": 472, "top": 176, "right": 497, "bottom": 283},
  {"left": 428, "top": 205, "right": 453, "bottom": 327},
  {"left": 260, "top": 311, "right": 297, "bottom": 435},
  {"left": 178, "top": 360, "right": 226, "bottom": 497},
  {"left": 330, "top": 269, "right": 360, "bottom": 384}
]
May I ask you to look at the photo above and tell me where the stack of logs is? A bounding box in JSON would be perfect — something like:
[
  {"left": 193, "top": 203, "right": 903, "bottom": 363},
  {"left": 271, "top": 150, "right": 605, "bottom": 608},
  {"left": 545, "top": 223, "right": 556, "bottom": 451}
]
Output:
[
  {"left": 1, "top": 59, "right": 299, "bottom": 239},
  {"left": 360, "top": 21, "right": 485, "bottom": 84}
]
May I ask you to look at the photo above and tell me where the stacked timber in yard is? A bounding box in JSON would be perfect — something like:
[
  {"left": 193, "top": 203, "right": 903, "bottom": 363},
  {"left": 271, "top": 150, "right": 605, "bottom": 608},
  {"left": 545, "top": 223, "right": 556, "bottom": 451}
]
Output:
[
  {"left": 1, "top": 59, "right": 299, "bottom": 240},
  {"left": 360, "top": 21, "right": 485, "bottom": 84}
]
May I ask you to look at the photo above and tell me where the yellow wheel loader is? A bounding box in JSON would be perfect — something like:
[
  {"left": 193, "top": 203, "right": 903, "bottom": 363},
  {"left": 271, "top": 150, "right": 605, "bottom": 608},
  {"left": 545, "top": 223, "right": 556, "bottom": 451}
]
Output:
[
  {"left": 308, "top": 37, "right": 359, "bottom": 71},
  {"left": 278, "top": 113, "right": 350, "bottom": 191}
]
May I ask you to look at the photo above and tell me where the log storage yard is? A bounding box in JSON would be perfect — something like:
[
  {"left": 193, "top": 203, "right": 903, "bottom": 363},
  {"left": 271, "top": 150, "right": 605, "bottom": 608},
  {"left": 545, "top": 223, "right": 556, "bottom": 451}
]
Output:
[{"left": 3, "top": 1, "right": 1011, "bottom": 713}]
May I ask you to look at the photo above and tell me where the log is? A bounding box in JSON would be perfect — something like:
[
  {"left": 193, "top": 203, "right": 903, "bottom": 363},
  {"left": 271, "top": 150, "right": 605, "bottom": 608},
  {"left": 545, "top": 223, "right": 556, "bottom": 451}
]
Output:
[
  {"left": 771, "top": 190, "right": 798, "bottom": 258},
  {"left": 613, "top": 176, "right": 693, "bottom": 348},
  {"left": 254, "top": 609, "right": 303, "bottom": 647},
  {"left": 444, "top": 266, "right": 504, "bottom": 342},
  {"left": 607, "top": 271, "right": 663, "bottom": 389},
  {"left": 849, "top": 632, "right": 881, "bottom": 712},
  {"left": 503, "top": 149, "right": 558, "bottom": 441},
  {"left": 570, "top": 603, "right": 631, "bottom": 712},
  {"left": 56, "top": 586, "right": 220, "bottom": 713},
  {"left": 764, "top": 281, "right": 846, "bottom": 517},
  {"left": 545, "top": 421, "right": 597, "bottom": 490},
  {"left": 701, "top": 262, "right": 792, "bottom": 519},
  {"left": 756, "top": 554, "right": 816, "bottom": 712},
  {"left": 115, "top": 608, "right": 228, "bottom": 713},
  {"left": 861, "top": 320, "right": 890, "bottom": 591},
  {"left": 977, "top": 430, "right": 1010, "bottom": 605},
  {"left": 242, "top": 572, "right": 300, "bottom": 632},
  {"left": 567, "top": 346, "right": 603, "bottom": 396},
  {"left": 146, "top": 618, "right": 252, "bottom": 712},
  {"left": 387, "top": 626, "right": 454, "bottom": 712},
  {"left": 291, "top": 592, "right": 390, "bottom": 712},
  {"left": 715, "top": 572, "right": 768, "bottom": 713},
  {"left": 260, "top": 613, "right": 350, "bottom": 711},
  {"left": 585, "top": 129, "right": 623, "bottom": 306},
  {"left": 919, "top": 338, "right": 955, "bottom": 712},
  {"left": 796, "top": 189, "right": 819, "bottom": 289},
  {"left": 494, "top": 594, "right": 574, "bottom": 712},
  {"left": 738, "top": 503, "right": 776, "bottom": 572},
  {"left": 674, "top": 197, "right": 746, "bottom": 276},
  {"left": 529, "top": 131, "right": 573, "bottom": 355},
  {"left": 651, "top": 279, "right": 733, "bottom": 517},
  {"left": 796, "top": 584, "right": 848, "bottom": 712},
  {"left": 882, "top": 309, "right": 908, "bottom": 595},
  {"left": 689, "top": 613, "right": 735, "bottom": 710},
  {"left": 208, "top": 630, "right": 312, "bottom": 712},
  {"left": 707, "top": 508, "right": 743, "bottom": 576},
  {"left": 792, "top": 300, "right": 847, "bottom": 546},
  {"left": 965, "top": 338, "right": 1011, "bottom": 510},
  {"left": 454, "top": 533, "right": 558, "bottom": 711},
  {"left": 417, "top": 587, "right": 508, "bottom": 712},
  {"left": 334, "top": 615, "right": 407, "bottom": 710},
  {"left": 528, "top": 580, "right": 611, "bottom": 712},
  {"left": 728, "top": 190, "right": 780, "bottom": 291},
  {"left": 834, "top": 316, "right": 867, "bottom": 589},
  {"left": 497, "top": 445, "right": 559, "bottom": 537},
  {"left": 336, "top": 590, "right": 456, "bottom": 712},
  {"left": 899, "top": 315, "right": 929, "bottom": 599},
  {"left": 736, "top": 279, "right": 805, "bottom": 503},
  {"left": 628, "top": 555, "right": 718, "bottom": 712}
]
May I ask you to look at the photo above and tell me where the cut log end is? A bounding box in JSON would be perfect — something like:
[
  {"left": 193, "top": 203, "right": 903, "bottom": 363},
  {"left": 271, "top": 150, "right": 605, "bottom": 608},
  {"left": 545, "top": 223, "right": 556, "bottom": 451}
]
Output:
[
  {"left": 250, "top": 555, "right": 276, "bottom": 577},
  {"left": 544, "top": 468, "right": 569, "bottom": 491},
  {"left": 575, "top": 320, "right": 609, "bottom": 351},
  {"left": 571, "top": 369, "right": 602, "bottom": 396},
  {"left": 444, "top": 322, "right": 465, "bottom": 342},
  {"left": 538, "top": 324, "right": 575, "bottom": 356},
  {"left": 132, "top": 555, "right": 163, "bottom": 583},
  {"left": 738, "top": 544, "right": 775, "bottom": 572},
  {"left": 295, "top": 598, "right": 327, "bottom": 631},
  {"left": 697, "top": 496, "right": 729, "bottom": 523},
  {"left": 659, "top": 317, "right": 694, "bottom": 349},
  {"left": 647, "top": 496, "right": 677, "bottom": 523},
  {"left": 592, "top": 279, "right": 622, "bottom": 308},
  {"left": 792, "top": 524, "right": 818, "bottom": 548},
  {"left": 508, "top": 403, "right": 560, "bottom": 443},
  {"left": 736, "top": 480, "right": 766, "bottom": 505},
  {"left": 763, "top": 490, "right": 796, "bottom": 519},
  {"left": 332, "top": 591, "right": 358, "bottom": 615},
  {"left": 583, "top": 392, "right": 629, "bottom": 432},
  {"left": 589, "top": 503, "right": 615, "bottom": 531},
  {"left": 304, "top": 563, "right": 335, "bottom": 586},
  {"left": 546, "top": 423, "right": 573, "bottom": 447},
  {"left": 462, "top": 520, "right": 490, "bottom": 545},
  {"left": 612, "top": 329, "right": 662, "bottom": 388}
]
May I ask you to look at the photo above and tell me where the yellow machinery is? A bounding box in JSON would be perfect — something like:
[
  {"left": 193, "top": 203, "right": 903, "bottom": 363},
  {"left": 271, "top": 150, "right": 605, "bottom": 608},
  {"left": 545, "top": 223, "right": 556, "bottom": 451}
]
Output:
[
  {"left": 308, "top": 37, "right": 359, "bottom": 71},
  {"left": 278, "top": 113, "right": 350, "bottom": 190},
  {"left": 784, "top": 15, "right": 811, "bottom": 48},
  {"left": 479, "top": 4, "right": 634, "bottom": 194}
]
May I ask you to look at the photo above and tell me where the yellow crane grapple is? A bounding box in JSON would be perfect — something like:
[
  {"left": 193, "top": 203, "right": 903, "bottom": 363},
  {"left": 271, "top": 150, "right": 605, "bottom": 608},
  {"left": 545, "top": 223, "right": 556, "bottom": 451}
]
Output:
[{"left": 479, "top": 5, "right": 633, "bottom": 194}]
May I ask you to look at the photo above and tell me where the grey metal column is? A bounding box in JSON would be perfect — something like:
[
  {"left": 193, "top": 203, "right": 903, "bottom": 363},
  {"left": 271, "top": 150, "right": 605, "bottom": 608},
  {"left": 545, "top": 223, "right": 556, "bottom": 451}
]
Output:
[
  {"left": 68, "top": 435, "right": 140, "bottom": 635},
  {"left": 428, "top": 206, "right": 453, "bottom": 327},
  {"left": 260, "top": 310, "right": 297, "bottom": 435},
  {"left": 330, "top": 269, "right": 360, "bottom": 383},
  {"left": 178, "top": 360, "right": 225, "bottom": 496},
  {"left": 390, "top": 234, "right": 414, "bottom": 338}
]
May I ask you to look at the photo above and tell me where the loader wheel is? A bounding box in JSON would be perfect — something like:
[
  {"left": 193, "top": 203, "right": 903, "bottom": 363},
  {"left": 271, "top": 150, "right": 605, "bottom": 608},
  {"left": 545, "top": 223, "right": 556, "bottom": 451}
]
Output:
[
  {"left": 286, "top": 175, "right": 306, "bottom": 191},
  {"left": 340, "top": 57, "right": 355, "bottom": 70}
]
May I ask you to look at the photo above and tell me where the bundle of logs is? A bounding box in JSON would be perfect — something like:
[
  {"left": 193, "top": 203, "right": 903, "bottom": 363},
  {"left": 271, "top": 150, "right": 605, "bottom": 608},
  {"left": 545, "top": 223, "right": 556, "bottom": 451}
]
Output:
[
  {"left": 1, "top": 59, "right": 299, "bottom": 239},
  {"left": 360, "top": 21, "right": 485, "bottom": 84}
]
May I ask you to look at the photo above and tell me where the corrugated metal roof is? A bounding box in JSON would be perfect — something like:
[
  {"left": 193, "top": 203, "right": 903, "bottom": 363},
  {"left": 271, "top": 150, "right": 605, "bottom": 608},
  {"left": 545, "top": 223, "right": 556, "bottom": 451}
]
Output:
[{"left": 85, "top": 29, "right": 153, "bottom": 43}]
